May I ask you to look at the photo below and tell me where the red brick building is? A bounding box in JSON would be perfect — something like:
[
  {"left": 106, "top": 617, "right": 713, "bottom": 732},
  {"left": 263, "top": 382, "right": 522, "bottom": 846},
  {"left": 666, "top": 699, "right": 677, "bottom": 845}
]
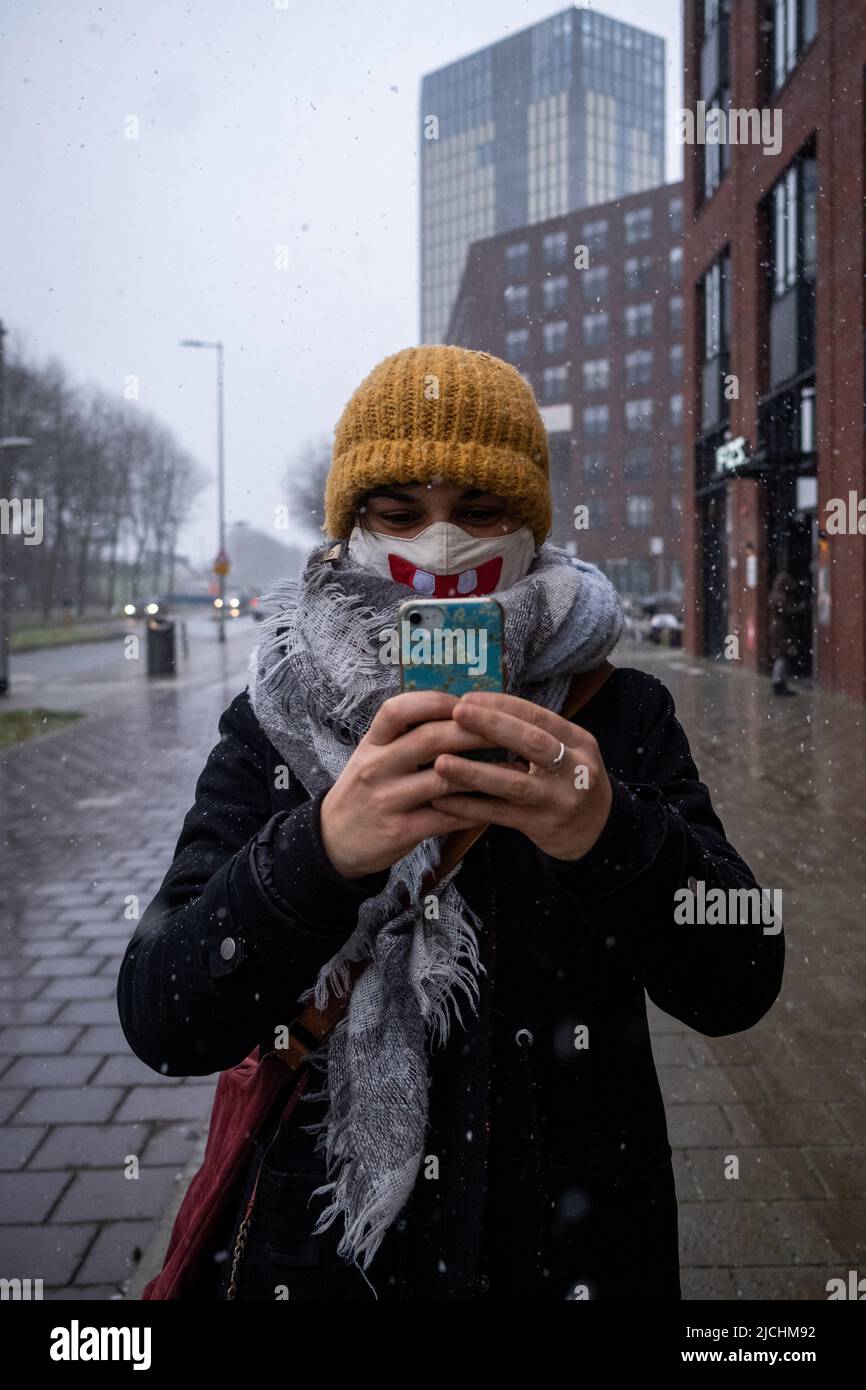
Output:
[
  {"left": 447, "top": 181, "right": 686, "bottom": 598},
  {"left": 683, "top": 0, "right": 866, "bottom": 697}
]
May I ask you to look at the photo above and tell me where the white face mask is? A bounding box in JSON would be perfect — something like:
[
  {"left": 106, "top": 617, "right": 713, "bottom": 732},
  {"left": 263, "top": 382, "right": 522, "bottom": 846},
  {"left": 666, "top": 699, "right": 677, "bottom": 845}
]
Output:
[{"left": 346, "top": 519, "right": 537, "bottom": 596}]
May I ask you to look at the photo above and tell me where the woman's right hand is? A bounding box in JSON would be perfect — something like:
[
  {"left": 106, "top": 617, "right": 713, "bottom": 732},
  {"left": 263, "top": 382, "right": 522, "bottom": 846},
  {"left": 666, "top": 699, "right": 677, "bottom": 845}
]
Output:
[{"left": 319, "top": 690, "right": 498, "bottom": 879}]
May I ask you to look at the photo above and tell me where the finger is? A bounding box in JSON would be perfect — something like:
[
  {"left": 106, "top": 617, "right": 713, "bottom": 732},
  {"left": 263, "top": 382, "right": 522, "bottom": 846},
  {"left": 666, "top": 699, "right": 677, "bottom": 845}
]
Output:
[
  {"left": 384, "top": 719, "right": 500, "bottom": 775},
  {"left": 452, "top": 701, "right": 574, "bottom": 768},
  {"left": 432, "top": 751, "right": 548, "bottom": 806},
  {"left": 459, "top": 690, "right": 587, "bottom": 745},
  {"left": 366, "top": 690, "right": 460, "bottom": 746},
  {"left": 403, "top": 807, "right": 481, "bottom": 837},
  {"left": 386, "top": 762, "right": 493, "bottom": 811},
  {"left": 429, "top": 792, "right": 523, "bottom": 828}
]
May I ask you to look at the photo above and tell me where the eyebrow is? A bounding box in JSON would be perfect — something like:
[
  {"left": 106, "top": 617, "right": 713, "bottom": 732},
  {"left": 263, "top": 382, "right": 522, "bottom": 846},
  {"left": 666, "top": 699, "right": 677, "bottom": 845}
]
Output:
[{"left": 363, "top": 485, "right": 493, "bottom": 502}]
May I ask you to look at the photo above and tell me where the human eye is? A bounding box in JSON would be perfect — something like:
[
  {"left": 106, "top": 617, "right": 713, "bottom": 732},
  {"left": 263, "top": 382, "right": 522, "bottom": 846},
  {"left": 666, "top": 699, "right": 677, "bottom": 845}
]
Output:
[{"left": 379, "top": 509, "right": 424, "bottom": 527}]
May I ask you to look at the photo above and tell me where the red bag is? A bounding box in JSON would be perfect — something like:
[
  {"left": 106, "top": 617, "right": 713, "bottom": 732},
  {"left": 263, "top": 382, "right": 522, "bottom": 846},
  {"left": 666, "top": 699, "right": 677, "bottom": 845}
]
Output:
[{"left": 142, "top": 1050, "right": 307, "bottom": 1300}]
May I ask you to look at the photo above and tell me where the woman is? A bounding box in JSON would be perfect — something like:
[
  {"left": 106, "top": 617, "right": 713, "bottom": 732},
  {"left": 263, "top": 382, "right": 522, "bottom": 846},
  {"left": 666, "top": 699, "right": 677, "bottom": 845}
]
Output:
[{"left": 117, "top": 345, "right": 784, "bottom": 1301}]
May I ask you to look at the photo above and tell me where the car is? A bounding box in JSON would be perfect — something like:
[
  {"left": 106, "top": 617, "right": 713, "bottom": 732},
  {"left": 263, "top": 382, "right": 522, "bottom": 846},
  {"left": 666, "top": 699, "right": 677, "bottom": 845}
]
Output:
[{"left": 120, "top": 596, "right": 167, "bottom": 619}]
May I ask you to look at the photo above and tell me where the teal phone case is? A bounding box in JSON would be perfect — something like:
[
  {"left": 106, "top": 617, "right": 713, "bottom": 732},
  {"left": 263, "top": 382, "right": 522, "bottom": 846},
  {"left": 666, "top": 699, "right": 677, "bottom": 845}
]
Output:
[
  {"left": 397, "top": 597, "right": 505, "bottom": 695},
  {"left": 397, "top": 597, "right": 506, "bottom": 768}
]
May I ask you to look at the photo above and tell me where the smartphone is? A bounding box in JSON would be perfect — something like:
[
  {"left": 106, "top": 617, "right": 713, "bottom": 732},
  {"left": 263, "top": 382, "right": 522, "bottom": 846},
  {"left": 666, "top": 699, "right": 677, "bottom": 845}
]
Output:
[{"left": 397, "top": 596, "right": 508, "bottom": 770}]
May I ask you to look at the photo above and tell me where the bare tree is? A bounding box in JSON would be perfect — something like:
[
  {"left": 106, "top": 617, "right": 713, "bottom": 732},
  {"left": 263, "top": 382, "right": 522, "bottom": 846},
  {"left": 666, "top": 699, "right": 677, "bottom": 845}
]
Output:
[{"left": 285, "top": 434, "right": 332, "bottom": 539}]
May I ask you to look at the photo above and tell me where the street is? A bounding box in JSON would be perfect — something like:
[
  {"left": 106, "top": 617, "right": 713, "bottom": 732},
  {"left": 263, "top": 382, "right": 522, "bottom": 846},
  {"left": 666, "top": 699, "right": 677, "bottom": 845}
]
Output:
[{"left": 0, "top": 631, "right": 863, "bottom": 1299}]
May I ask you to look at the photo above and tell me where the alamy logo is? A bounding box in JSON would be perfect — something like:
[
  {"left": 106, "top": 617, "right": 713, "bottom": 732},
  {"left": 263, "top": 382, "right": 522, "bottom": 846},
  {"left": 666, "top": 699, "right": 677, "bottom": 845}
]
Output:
[
  {"left": 826, "top": 1270, "right": 866, "bottom": 1299},
  {"left": 378, "top": 620, "right": 488, "bottom": 675},
  {"left": 0, "top": 497, "right": 43, "bottom": 544},
  {"left": 49, "top": 1320, "right": 151, "bottom": 1370},
  {"left": 674, "top": 880, "right": 782, "bottom": 935},
  {"left": 674, "top": 102, "right": 782, "bottom": 157},
  {"left": 0, "top": 1276, "right": 43, "bottom": 1299}
]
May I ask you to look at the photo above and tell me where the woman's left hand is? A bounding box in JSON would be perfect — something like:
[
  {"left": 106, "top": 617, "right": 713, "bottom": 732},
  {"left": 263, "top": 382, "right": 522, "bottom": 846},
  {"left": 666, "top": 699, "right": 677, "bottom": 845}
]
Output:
[{"left": 429, "top": 690, "right": 613, "bottom": 862}]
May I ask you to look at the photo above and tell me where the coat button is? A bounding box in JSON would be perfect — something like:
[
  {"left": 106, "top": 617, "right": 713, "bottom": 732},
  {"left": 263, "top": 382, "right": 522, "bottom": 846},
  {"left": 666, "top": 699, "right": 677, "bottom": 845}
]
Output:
[{"left": 219, "top": 936, "right": 237, "bottom": 962}]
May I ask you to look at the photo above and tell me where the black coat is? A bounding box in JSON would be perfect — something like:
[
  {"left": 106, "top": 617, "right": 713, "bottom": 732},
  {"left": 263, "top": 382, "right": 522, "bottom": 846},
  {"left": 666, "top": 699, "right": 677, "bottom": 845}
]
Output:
[{"left": 116, "top": 665, "right": 784, "bottom": 1301}]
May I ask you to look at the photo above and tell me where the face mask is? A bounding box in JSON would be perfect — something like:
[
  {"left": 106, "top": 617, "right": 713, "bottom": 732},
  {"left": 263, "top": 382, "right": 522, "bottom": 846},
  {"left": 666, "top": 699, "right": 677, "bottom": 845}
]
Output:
[{"left": 346, "top": 519, "right": 537, "bottom": 596}]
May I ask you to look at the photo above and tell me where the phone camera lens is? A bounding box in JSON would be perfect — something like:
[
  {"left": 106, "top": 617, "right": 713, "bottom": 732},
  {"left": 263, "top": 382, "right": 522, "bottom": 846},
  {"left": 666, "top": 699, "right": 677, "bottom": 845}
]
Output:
[{"left": 409, "top": 611, "right": 422, "bottom": 624}]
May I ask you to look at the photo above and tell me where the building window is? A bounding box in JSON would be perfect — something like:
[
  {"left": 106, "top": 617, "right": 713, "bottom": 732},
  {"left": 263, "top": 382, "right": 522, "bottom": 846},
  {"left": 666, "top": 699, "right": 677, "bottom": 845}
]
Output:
[
  {"left": 670, "top": 393, "right": 684, "bottom": 428},
  {"left": 625, "top": 398, "right": 654, "bottom": 433},
  {"left": 767, "top": 147, "right": 817, "bottom": 387},
  {"left": 701, "top": 0, "right": 732, "bottom": 201},
  {"left": 771, "top": 152, "right": 817, "bottom": 297},
  {"left": 583, "top": 405, "right": 609, "bottom": 438},
  {"left": 583, "top": 451, "right": 606, "bottom": 481},
  {"left": 543, "top": 365, "right": 569, "bottom": 402},
  {"left": 625, "top": 255, "right": 653, "bottom": 291},
  {"left": 704, "top": 256, "right": 730, "bottom": 359},
  {"left": 504, "top": 284, "right": 529, "bottom": 320},
  {"left": 624, "top": 207, "right": 652, "bottom": 243},
  {"left": 669, "top": 443, "right": 684, "bottom": 476},
  {"left": 624, "top": 349, "right": 653, "bottom": 387},
  {"left": 772, "top": 0, "right": 818, "bottom": 91},
  {"left": 669, "top": 247, "right": 683, "bottom": 287},
  {"left": 582, "top": 218, "right": 609, "bottom": 253},
  {"left": 671, "top": 492, "right": 684, "bottom": 521},
  {"left": 543, "top": 229, "right": 568, "bottom": 267},
  {"left": 582, "top": 312, "right": 609, "bottom": 346},
  {"left": 542, "top": 274, "right": 569, "bottom": 312},
  {"left": 626, "top": 495, "right": 653, "bottom": 528},
  {"left": 669, "top": 195, "right": 684, "bottom": 235},
  {"left": 590, "top": 496, "right": 609, "bottom": 529},
  {"left": 581, "top": 266, "right": 608, "bottom": 305},
  {"left": 583, "top": 358, "right": 610, "bottom": 392},
  {"left": 543, "top": 321, "right": 568, "bottom": 354},
  {"left": 669, "top": 295, "right": 684, "bottom": 335},
  {"left": 505, "top": 240, "right": 530, "bottom": 278},
  {"left": 624, "top": 446, "right": 652, "bottom": 480},
  {"left": 624, "top": 303, "right": 653, "bottom": 338},
  {"left": 700, "top": 250, "right": 731, "bottom": 432},
  {"left": 505, "top": 329, "right": 529, "bottom": 365},
  {"left": 669, "top": 343, "right": 684, "bottom": 381}
]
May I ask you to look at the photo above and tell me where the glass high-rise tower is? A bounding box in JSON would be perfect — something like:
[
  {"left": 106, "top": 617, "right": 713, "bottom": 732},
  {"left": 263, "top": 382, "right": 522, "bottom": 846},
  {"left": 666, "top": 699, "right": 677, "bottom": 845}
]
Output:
[{"left": 420, "top": 6, "right": 665, "bottom": 343}]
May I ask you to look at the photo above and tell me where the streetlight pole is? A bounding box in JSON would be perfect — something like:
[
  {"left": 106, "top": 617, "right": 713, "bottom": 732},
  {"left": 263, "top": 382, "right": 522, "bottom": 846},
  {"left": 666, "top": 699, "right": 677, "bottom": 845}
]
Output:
[
  {"left": 180, "top": 338, "right": 226, "bottom": 643},
  {"left": 0, "top": 319, "right": 35, "bottom": 696}
]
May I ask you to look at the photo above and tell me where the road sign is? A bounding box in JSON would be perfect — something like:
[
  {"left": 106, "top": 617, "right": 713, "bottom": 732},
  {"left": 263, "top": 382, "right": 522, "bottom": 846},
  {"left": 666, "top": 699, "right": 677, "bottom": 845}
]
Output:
[{"left": 213, "top": 549, "right": 230, "bottom": 576}]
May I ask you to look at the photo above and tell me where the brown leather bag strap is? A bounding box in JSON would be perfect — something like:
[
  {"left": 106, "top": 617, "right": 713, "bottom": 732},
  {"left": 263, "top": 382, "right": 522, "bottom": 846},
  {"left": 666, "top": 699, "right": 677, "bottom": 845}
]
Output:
[{"left": 272, "top": 658, "right": 616, "bottom": 1071}]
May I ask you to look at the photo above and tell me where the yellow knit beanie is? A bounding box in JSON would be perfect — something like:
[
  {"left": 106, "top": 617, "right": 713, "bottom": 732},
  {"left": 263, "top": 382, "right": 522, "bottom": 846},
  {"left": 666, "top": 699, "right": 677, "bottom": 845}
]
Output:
[{"left": 323, "top": 345, "right": 552, "bottom": 545}]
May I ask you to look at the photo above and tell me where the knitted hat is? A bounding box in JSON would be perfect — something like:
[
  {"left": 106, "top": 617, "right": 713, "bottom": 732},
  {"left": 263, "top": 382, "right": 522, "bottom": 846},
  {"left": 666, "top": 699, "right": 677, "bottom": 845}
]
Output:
[{"left": 323, "top": 345, "right": 552, "bottom": 545}]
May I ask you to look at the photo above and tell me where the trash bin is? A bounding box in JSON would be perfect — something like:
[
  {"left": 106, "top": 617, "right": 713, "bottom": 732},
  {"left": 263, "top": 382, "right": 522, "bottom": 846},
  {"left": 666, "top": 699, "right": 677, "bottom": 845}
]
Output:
[{"left": 146, "top": 618, "right": 176, "bottom": 676}]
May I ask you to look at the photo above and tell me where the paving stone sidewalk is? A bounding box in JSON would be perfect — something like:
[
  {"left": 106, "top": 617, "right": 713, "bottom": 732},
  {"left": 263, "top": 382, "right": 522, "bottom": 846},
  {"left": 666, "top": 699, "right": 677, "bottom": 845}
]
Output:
[
  {"left": 0, "top": 624, "right": 252, "bottom": 1299},
  {"left": 1, "top": 635, "right": 863, "bottom": 1300}
]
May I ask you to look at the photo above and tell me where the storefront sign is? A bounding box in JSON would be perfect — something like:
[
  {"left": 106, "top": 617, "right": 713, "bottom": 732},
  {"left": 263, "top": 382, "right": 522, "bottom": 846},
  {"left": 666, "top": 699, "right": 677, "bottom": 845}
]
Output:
[{"left": 715, "top": 437, "right": 748, "bottom": 473}]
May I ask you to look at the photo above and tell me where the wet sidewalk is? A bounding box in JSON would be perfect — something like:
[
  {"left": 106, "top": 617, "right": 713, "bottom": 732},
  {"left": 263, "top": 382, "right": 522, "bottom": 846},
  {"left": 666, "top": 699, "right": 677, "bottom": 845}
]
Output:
[
  {"left": 0, "top": 620, "right": 252, "bottom": 1298},
  {"left": 0, "top": 634, "right": 863, "bottom": 1300},
  {"left": 634, "top": 643, "right": 866, "bottom": 1300}
]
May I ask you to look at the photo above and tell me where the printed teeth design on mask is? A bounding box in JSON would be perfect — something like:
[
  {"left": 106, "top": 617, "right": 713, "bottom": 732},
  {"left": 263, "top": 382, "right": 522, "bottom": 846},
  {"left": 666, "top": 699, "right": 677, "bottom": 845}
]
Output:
[{"left": 387, "top": 554, "right": 503, "bottom": 597}]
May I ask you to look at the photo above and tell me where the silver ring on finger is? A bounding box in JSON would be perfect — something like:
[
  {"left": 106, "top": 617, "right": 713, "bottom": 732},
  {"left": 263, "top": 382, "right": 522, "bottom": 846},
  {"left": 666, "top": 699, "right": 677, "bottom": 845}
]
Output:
[{"left": 543, "top": 739, "right": 567, "bottom": 772}]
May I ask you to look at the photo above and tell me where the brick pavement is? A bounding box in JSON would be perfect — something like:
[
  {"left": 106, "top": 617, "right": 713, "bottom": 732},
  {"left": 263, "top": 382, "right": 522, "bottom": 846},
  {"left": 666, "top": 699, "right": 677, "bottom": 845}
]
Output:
[
  {"left": 0, "top": 621, "right": 250, "bottom": 1299},
  {"left": 1, "top": 633, "right": 864, "bottom": 1300},
  {"left": 637, "top": 645, "right": 866, "bottom": 1300}
]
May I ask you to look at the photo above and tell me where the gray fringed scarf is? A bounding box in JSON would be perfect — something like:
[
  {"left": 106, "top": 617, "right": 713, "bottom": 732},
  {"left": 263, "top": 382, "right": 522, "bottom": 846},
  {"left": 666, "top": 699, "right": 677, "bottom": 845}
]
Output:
[{"left": 247, "top": 537, "right": 623, "bottom": 1272}]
